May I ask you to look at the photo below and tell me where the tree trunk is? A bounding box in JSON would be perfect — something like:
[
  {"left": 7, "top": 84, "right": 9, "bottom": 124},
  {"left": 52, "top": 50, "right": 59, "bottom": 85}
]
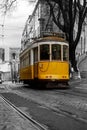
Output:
[{"left": 69, "top": 45, "right": 78, "bottom": 72}]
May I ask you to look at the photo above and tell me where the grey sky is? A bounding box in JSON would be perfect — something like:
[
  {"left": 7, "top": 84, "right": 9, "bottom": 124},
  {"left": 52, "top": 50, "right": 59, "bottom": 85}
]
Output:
[{"left": 0, "top": 0, "right": 35, "bottom": 48}]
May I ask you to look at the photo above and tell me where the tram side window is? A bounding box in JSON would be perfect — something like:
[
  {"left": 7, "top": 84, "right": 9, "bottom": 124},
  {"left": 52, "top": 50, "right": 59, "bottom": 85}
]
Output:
[
  {"left": 25, "top": 54, "right": 29, "bottom": 66},
  {"left": 52, "top": 44, "right": 61, "bottom": 60},
  {"left": 63, "top": 45, "right": 68, "bottom": 61},
  {"left": 21, "top": 60, "right": 23, "bottom": 68},
  {"left": 20, "top": 58, "right": 22, "bottom": 68},
  {"left": 20, "top": 57, "right": 24, "bottom": 68},
  {"left": 29, "top": 51, "right": 30, "bottom": 65},
  {"left": 40, "top": 44, "right": 49, "bottom": 60},
  {"left": 34, "top": 47, "right": 38, "bottom": 62}
]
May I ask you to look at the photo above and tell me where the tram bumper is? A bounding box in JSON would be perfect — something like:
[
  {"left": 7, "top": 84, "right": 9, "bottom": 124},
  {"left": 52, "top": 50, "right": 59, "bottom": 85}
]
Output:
[{"left": 38, "top": 74, "right": 69, "bottom": 80}]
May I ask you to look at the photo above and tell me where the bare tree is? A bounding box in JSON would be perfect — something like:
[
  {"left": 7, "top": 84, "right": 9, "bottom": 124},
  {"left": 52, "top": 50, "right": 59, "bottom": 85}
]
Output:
[
  {"left": 0, "top": 0, "right": 36, "bottom": 15},
  {"left": 0, "top": 0, "right": 17, "bottom": 14},
  {"left": 44, "top": 0, "right": 87, "bottom": 71},
  {"left": 0, "top": 0, "right": 87, "bottom": 71}
]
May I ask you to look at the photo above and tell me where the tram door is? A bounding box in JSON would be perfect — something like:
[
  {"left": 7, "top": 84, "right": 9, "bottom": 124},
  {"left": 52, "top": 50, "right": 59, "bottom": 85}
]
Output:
[{"left": 33, "top": 47, "right": 38, "bottom": 79}]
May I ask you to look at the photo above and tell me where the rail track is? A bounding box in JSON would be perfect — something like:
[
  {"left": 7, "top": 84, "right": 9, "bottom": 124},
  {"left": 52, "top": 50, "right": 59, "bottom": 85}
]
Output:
[
  {"left": 0, "top": 95, "right": 48, "bottom": 130},
  {"left": 1, "top": 81, "right": 87, "bottom": 128},
  {"left": 53, "top": 88, "right": 87, "bottom": 98},
  {"left": 2, "top": 89, "right": 87, "bottom": 124}
]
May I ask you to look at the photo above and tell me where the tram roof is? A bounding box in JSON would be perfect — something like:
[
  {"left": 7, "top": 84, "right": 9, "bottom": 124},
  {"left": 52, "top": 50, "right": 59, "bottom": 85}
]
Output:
[
  {"left": 33, "top": 35, "right": 67, "bottom": 43},
  {"left": 20, "top": 35, "right": 68, "bottom": 57}
]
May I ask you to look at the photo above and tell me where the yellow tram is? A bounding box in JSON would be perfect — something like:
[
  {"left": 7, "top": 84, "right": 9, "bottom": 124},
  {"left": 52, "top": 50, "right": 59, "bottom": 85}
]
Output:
[{"left": 19, "top": 34, "right": 69, "bottom": 87}]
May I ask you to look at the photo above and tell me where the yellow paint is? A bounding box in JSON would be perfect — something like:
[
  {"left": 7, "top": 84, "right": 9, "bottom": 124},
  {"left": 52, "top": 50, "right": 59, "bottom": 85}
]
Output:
[
  {"left": 38, "top": 61, "right": 69, "bottom": 80},
  {"left": 20, "top": 61, "right": 69, "bottom": 81},
  {"left": 20, "top": 65, "right": 34, "bottom": 80}
]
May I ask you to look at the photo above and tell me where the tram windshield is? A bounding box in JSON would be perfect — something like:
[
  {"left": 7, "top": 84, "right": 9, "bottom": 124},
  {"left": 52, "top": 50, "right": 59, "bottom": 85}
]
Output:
[
  {"left": 52, "top": 44, "right": 61, "bottom": 60},
  {"left": 63, "top": 45, "right": 68, "bottom": 61},
  {"left": 40, "top": 44, "right": 49, "bottom": 60}
]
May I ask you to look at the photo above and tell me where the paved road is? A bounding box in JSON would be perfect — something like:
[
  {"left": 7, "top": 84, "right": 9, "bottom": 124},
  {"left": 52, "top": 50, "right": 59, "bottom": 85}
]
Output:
[
  {"left": 0, "top": 55, "right": 86, "bottom": 130},
  {"left": 0, "top": 87, "right": 40, "bottom": 130},
  {"left": 78, "top": 55, "right": 87, "bottom": 78},
  {"left": 1, "top": 86, "right": 87, "bottom": 130}
]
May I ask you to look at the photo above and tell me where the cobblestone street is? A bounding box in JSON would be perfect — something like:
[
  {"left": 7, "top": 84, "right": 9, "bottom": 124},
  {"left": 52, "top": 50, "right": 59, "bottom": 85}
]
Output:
[
  {"left": 0, "top": 55, "right": 87, "bottom": 130},
  {"left": 0, "top": 96, "right": 38, "bottom": 130}
]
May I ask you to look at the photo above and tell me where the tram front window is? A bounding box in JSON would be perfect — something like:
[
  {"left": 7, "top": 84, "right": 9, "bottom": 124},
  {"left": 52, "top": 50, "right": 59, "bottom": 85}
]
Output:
[
  {"left": 63, "top": 45, "right": 68, "bottom": 61},
  {"left": 52, "top": 44, "right": 61, "bottom": 60},
  {"left": 40, "top": 44, "right": 49, "bottom": 60}
]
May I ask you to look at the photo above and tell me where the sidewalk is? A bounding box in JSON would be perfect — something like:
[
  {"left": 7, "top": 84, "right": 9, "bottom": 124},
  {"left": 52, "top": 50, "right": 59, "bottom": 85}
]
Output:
[{"left": 0, "top": 95, "right": 38, "bottom": 130}]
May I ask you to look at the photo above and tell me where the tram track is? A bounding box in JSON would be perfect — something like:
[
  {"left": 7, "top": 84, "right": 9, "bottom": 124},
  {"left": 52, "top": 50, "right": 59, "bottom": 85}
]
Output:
[
  {"left": 16, "top": 87, "right": 87, "bottom": 123},
  {"left": 0, "top": 94, "right": 48, "bottom": 130},
  {"left": 1, "top": 83, "right": 87, "bottom": 129},
  {"left": 53, "top": 88, "right": 87, "bottom": 99},
  {"left": 47, "top": 80, "right": 87, "bottom": 99},
  {"left": 1, "top": 89, "right": 87, "bottom": 125}
]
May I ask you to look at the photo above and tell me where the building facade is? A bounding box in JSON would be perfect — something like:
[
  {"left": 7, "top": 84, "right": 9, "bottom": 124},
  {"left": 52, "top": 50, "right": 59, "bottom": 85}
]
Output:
[
  {"left": 0, "top": 48, "right": 5, "bottom": 62},
  {"left": 21, "top": 0, "right": 61, "bottom": 51},
  {"left": 76, "top": 19, "right": 87, "bottom": 55},
  {"left": 0, "top": 47, "right": 20, "bottom": 81},
  {"left": 9, "top": 48, "right": 20, "bottom": 82},
  {"left": 21, "top": 0, "right": 87, "bottom": 56}
]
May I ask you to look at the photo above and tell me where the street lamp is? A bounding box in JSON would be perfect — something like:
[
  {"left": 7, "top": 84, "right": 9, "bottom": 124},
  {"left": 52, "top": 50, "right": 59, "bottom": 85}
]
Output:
[{"left": 0, "top": 24, "right": 4, "bottom": 37}]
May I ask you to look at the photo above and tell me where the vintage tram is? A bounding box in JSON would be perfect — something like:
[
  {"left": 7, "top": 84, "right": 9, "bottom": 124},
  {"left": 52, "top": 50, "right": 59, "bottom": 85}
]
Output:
[{"left": 19, "top": 33, "right": 69, "bottom": 87}]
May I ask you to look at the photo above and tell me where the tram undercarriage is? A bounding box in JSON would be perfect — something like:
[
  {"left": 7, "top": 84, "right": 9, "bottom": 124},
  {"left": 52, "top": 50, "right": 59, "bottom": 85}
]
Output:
[{"left": 22, "top": 79, "right": 69, "bottom": 88}]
